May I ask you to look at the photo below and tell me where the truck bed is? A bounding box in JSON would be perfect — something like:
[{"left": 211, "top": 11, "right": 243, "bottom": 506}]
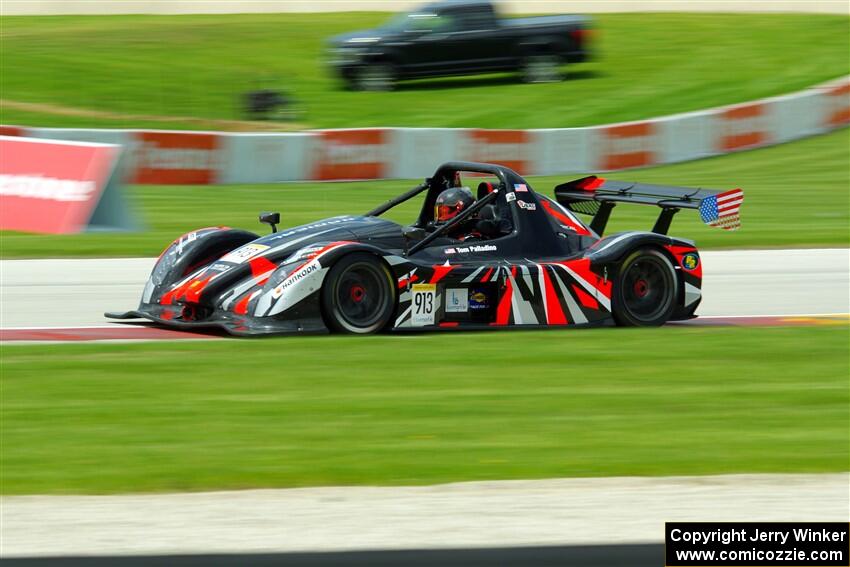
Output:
[{"left": 502, "top": 15, "right": 588, "bottom": 29}]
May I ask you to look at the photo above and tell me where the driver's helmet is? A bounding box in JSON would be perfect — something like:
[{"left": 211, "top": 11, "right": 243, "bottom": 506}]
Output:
[{"left": 434, "top": 186, "right": 474, "bottom": 224}]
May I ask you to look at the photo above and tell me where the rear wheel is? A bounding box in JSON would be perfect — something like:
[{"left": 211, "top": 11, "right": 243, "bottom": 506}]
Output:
[
  {"left": 322, "top": 253, "right": 395, "bottom": 334},
  {"left": 612, "top": 249, "right": 677, "bottom": 327},
  {"left": 354, "top": 63, "right": 396, "bottom": 91},
  {"left": 521, "top": 54, "right": 561, "bottom": 83}
]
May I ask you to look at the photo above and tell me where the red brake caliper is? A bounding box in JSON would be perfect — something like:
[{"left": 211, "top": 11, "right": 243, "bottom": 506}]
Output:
[{"left": 350, "top": 285, "right": 366, "bottom": 303}]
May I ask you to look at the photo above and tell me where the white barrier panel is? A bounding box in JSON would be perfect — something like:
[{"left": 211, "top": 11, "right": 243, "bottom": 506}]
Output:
[
  {"left": 391, "top": 128, "right": 461, "bottom": 179},
  {"left": 219, "top": 133, "right": 315, "bottom": 184},
  {"left": 3, "top": 75, "right": 847, "bottom": 184},
  {"left": 656, "top": 111, "right": 715, "bottom": 165},
  {"left": 533, "top": 128, "right": 594, "bottom": 175},
  {"left": 768, "top": 90, "right": 826, "bottom": 144}
]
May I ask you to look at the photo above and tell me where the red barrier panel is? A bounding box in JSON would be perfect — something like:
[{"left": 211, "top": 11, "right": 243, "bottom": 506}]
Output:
[
  {"left": 313, "top": 129, "right": 388, "bottom": 181},
  {"left": 716, "top": 102, "right": 769, "bottom": 151},
  {"left": 133, "top": 131, "right": 222, "bottom": 184},
  {"left": 598, "top": 122, "right": 657, "bottom": 170},
  {"left": 0, "top": 125, "right": 25, "bottom": 137},
  {"left": 823, "top": 81, "right": 850, "bottom": 128},
  {"left": 465, "top": 129, "right": 530, "bottom": 175},
  {"left": 0, "top": 136, "right": 131, "bottom": 234}
]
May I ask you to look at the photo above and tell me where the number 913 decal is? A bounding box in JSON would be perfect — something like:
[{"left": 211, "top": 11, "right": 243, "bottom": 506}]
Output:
[{"left": 411, "top": 283, "right": 436, "bottom": 326}]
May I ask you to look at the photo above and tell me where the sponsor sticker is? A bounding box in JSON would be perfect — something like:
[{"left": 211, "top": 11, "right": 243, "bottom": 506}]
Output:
[
  {"left": 445, "top": 288, "right": 468, "bottom": 313},
  {"left": 518, "top": 200, "right": 537, "bottom": 211},
  {"left": 282, "top": 263, "right": 319, "bottom": 288},
  {"left": 220, "top": 243, "right": 270, "bottom": 264},
  {"left": 682, "top": 253, "right": 700, "bottom": 271},
  {"left": 411, "top": 283, "right": 437, "bottom": 326},
  {"left": 469, "top": 288, "right": 490, "bottom": 311},
  {"left": 505, "top": 192, "right": 517, "bottom": 202}
]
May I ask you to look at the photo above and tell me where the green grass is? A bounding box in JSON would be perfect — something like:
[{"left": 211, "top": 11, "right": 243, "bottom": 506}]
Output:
[
  {"left": 1, "top": 326, "right": 847, "bottom": 495},
  {"left": 1, "top": 128, "right": 847, "bottom": 258},
  {"left": 1, "top": 13, "right": 848, "bottom": 130}
]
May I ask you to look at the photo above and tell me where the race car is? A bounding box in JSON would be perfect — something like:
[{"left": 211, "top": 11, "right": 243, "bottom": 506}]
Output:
[{"left": 107, "top": 161, "right": 743, "bottom": 335}]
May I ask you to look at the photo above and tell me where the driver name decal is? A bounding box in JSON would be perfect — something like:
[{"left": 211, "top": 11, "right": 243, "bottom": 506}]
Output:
[{"left": 444, "top": 244, "right": 497, "bottom": 254}]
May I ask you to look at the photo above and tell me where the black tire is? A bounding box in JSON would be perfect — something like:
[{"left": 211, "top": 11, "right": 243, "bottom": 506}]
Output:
[
  {"left": 612, "top": 248, "right": 678, "bottom": 327},
  {"left": 322, "top": 253, "right": 395, "bottom": 334},
  {"left": 354, "top": 63, "right": 396, "bottom": 91},
  {"left": 520, "top": 54, "right": 561, "bottom": 83}
]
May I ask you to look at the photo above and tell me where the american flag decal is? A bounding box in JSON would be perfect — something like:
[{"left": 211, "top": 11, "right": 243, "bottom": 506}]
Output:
[{"left": 699, "top": 188, "right": 744, "bottom": 230}]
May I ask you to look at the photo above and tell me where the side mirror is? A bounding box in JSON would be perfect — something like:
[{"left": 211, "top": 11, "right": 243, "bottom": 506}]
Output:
[
  {"left": 259, "top": 211, "right": 280, "bottom": 233},
  {"left": 402, "top": 226, "right": 426, "bottom": 256},
  {"left": 403, "top": 226, "right": 426, "bottom": 241}
]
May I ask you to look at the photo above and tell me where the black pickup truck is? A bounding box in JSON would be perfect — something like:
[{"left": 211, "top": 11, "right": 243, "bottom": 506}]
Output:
[{"left": 327, "top": 0, "right": 591, "bottom": 90}]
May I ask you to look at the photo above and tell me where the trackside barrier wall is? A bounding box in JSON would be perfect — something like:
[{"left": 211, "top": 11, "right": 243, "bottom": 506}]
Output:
[{"left": 4, "top": 76, "right": 848, "bottom": 184}]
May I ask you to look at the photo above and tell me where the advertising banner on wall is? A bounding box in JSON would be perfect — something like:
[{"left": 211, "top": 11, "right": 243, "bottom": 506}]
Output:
[
  {"left": 597, "top": 121, "right": 658, "bottom": 170},
  {"left": 823, "top": 80, "right": 850, "bottom": 128},
  {"left": 133, "top": 131, "right": 223, "bottom": 184},
  {"left": 463, "top": 129, "right": 531, "bottom": 174},
  {"left": 313, "top": 129, "right": 389, "bottom": 181},
  {"left": 0, "top": 125, "right": 24, "bottom": 137},
  {"left": 714, "top": 102, "right": 770, "bottom": 152},
  {"left": 0, "top": 136, "right": 137, "bottom": 234}
]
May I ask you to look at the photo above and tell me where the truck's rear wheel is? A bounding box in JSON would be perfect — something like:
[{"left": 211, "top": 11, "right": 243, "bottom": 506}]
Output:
[
  {"left": 521, "top": 54, "right": 561, "bottom": 83},
  {"left": 355, "top": 63, "right": 396, "bottom": 91},
  {"left": 612, "top": 249, "right": 678, "bottom": 327},
  {"left": 322, "top": 253, "right": 395, "bottom": 334}
]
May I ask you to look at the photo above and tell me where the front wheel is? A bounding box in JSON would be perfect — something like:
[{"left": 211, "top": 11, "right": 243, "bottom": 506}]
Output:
[
  {"left": 612, "top": 249, "right": 678, "bottom": 327},
  {"left": 322, "top": 253, "right": 396, "bottom": 334}
]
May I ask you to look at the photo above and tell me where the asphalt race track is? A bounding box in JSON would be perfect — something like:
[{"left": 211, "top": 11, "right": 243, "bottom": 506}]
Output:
[{"left": 1, "top": 249, "right": 847, "bottom": 339}]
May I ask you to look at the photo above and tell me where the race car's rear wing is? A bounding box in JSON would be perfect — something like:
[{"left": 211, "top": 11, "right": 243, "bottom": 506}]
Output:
[{"left": 554, "top": 176, "right": 744, "bottom": 236}]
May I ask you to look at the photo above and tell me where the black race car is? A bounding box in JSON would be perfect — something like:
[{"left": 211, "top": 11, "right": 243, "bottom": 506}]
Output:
[{"left": 107, "top": 162, "right": 743, "bottom": 335}]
